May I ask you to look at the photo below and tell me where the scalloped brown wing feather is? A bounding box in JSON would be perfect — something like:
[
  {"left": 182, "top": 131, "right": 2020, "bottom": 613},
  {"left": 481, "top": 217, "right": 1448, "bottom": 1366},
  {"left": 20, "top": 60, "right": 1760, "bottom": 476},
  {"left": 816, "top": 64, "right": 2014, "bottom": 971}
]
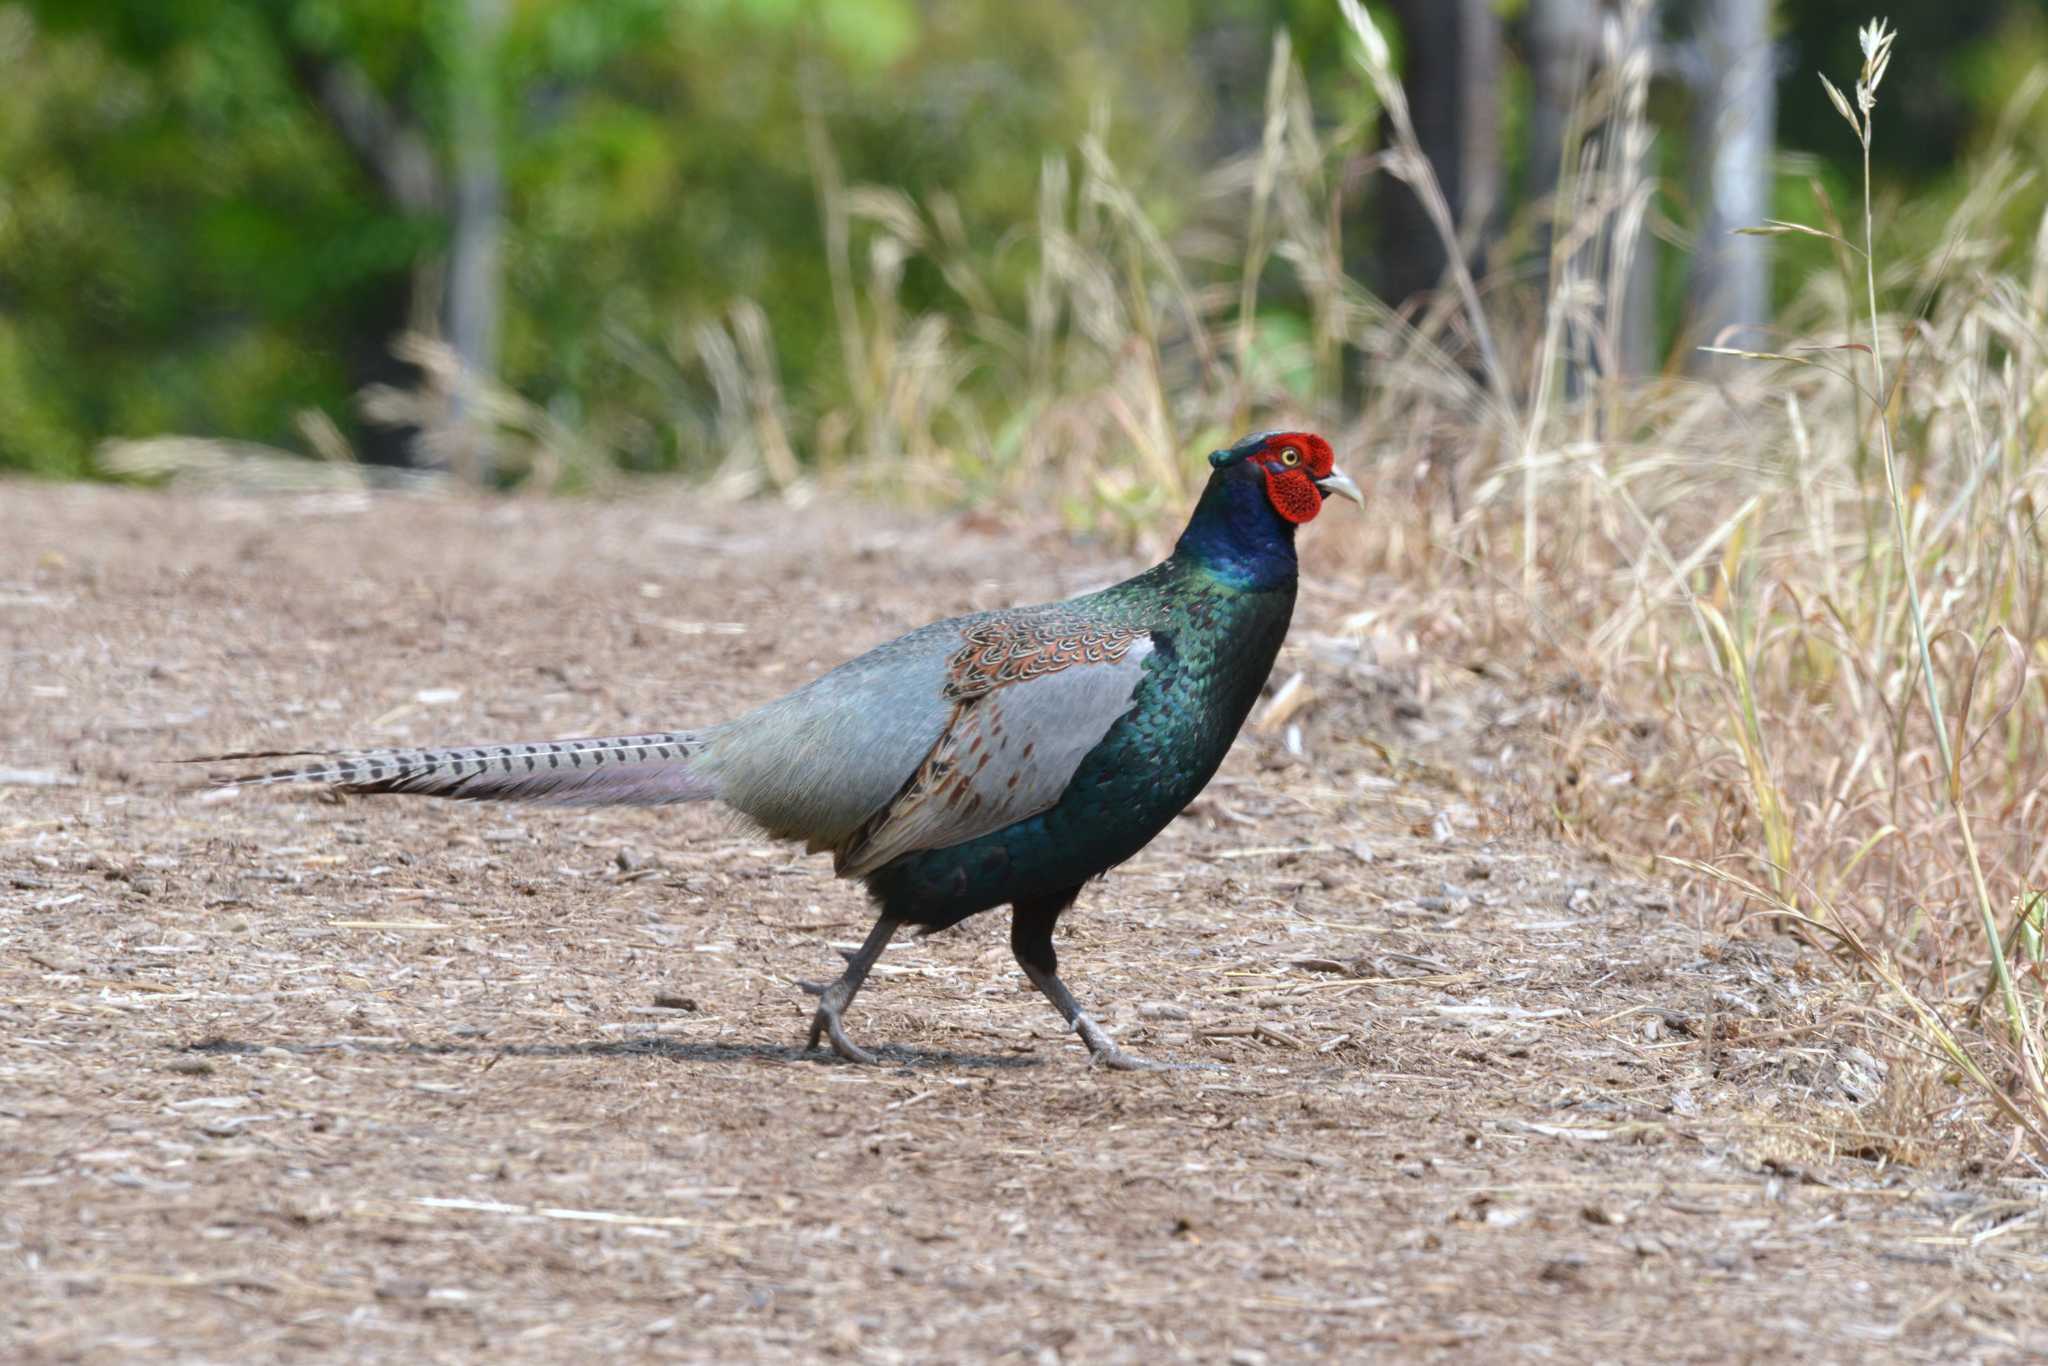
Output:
[{"left": 835, "top": 622, "right": 1154, "bottom": 877}]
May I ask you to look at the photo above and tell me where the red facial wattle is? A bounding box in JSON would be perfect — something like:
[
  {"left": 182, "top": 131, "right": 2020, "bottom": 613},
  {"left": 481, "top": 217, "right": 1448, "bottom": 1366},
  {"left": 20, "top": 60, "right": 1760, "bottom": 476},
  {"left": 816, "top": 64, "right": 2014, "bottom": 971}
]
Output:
[
  {"left": 1265, "top": 467, "right": 1323, "bottom": 523},
  {"left": 1256, "top": 432, "right": 1339, "bottom": 524}
]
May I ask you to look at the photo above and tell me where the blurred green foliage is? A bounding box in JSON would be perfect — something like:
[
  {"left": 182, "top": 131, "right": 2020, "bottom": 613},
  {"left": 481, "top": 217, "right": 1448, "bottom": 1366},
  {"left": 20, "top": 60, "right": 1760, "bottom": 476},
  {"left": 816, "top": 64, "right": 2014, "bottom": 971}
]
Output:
[
  {"left": 0, "top": 0, "right": 1350, "bottom": 477},
  {"left": 0, "top": 0, "right": 2043, "bottom": 479}
]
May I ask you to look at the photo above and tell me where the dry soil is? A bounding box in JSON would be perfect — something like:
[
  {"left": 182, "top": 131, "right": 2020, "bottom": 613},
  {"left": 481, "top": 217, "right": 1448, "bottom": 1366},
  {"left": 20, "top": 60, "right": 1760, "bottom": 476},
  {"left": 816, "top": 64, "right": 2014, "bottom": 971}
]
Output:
[{"left": 3, "top": 483, "right": 2045, "bottom": 1362}]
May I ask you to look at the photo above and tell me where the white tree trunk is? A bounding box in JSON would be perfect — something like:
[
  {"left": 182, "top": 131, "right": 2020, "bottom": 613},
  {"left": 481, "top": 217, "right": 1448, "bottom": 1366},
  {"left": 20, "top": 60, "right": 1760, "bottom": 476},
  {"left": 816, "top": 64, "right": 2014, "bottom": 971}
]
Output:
[
  {"left": 1454, "top": 0, "right": 1503, "bottom": 243},
  {"left": 1526, "top": 0, "right": 1600, "bottom": 221},
  {"left": 448, "top": 0, "right": 504, "bottom": 480},
  {"left": 1687, "top": 0, "right": 1776, "bottom": 365}
]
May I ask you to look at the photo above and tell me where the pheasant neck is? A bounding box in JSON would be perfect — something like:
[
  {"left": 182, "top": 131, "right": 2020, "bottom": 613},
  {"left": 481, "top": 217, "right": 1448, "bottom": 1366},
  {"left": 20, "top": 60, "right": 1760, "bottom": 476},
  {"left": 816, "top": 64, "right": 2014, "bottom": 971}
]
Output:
[{"left": 1170, "top": 471, "right": 1300, "bottom": 591}]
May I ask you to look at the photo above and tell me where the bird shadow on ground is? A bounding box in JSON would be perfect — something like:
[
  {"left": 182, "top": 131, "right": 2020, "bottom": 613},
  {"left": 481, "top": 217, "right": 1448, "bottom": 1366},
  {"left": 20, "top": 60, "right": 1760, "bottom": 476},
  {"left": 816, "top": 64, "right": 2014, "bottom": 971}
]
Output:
[{"left": 177, "top": 1035, "right": 1044, "bottom": 1071}]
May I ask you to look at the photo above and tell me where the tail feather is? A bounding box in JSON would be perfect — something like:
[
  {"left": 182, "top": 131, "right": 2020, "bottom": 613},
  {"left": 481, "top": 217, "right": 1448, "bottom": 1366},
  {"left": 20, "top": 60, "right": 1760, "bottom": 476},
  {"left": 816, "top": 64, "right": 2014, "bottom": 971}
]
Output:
[{"left": 186, "top": 732, "right": 721, "bottom": 806}]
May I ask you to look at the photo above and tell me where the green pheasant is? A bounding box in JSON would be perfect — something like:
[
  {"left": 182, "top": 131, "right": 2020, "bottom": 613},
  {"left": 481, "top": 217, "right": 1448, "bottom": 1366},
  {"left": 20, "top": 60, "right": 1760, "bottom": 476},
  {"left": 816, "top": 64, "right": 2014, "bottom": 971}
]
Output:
[{"left": 203, "top": 431, "right": 1360, "bottom": 1068}]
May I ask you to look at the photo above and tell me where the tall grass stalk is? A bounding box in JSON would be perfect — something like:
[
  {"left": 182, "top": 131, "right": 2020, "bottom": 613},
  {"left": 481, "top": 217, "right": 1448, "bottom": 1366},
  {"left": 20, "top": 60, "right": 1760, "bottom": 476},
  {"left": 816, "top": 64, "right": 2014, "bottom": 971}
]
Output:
[{"left": 1825, "top": 20, "right": 2043, "bottom": 1095}]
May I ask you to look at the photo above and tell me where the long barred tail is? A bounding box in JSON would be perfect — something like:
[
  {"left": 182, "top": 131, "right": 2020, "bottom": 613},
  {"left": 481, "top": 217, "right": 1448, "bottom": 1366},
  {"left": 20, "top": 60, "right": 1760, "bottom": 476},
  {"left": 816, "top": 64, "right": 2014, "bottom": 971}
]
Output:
[{"left": 185, "top": 732, "right": 722, "bottom": 806}]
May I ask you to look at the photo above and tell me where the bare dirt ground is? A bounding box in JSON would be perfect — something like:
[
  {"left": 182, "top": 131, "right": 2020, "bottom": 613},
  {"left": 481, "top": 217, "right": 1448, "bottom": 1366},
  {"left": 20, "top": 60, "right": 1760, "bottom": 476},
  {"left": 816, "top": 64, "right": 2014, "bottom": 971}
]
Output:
[{"left": 4, "top": 482, "right": 2046, "bottom": 1363}]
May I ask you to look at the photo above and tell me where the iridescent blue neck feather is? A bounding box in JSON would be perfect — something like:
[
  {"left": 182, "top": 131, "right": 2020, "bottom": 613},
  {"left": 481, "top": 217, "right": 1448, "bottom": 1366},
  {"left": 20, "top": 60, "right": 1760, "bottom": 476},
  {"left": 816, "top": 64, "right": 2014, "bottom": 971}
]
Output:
[{"left": 1170, "top": 466, "right": 1299, "bottom": 590}]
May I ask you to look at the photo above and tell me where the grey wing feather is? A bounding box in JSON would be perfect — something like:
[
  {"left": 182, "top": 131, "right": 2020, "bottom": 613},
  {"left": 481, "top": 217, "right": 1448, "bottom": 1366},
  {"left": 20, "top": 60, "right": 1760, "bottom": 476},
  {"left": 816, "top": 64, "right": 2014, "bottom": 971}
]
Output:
[
  {"left": 699, "top": 619, "right": 968, "bottom": 850},
  {"left": 835, "top": 636, "right": 1154, "bottom": 877}
]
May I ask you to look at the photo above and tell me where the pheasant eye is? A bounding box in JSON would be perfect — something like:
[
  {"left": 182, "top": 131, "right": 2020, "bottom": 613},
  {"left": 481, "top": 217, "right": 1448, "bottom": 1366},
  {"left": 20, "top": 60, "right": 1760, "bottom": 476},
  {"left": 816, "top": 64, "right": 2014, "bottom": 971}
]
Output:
[{"left": 1278, "top": 448, "right": 1301, "bottom": 467}]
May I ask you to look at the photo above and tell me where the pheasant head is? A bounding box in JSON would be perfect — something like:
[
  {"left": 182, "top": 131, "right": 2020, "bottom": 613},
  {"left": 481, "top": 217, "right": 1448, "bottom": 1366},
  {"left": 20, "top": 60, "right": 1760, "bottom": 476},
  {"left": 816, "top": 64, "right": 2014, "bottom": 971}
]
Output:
[
  {"left": 1214, "top": 430, "right": 1360, "bottom": 524},
  {"left": 1174, "top": 430, "right": 1360, "bottom": 584}
]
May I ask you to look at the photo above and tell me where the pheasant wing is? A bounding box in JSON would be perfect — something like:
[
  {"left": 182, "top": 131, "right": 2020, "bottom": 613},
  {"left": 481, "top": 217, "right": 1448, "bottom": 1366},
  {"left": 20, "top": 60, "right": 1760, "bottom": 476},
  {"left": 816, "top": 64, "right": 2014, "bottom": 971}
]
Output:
[{"left": 835, "top": 619, "right": 1154, "bottom": 877}]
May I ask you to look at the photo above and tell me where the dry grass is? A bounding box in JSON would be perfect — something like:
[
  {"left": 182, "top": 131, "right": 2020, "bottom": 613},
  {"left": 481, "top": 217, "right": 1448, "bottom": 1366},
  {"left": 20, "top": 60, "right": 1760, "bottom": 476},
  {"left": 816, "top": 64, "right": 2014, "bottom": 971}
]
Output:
[
  {"left": 744, "top": 7, "right": 2048, "bottom": 1159},
  {"left": 92, "top": 9, "right": 2048, "bottom": 1162}
]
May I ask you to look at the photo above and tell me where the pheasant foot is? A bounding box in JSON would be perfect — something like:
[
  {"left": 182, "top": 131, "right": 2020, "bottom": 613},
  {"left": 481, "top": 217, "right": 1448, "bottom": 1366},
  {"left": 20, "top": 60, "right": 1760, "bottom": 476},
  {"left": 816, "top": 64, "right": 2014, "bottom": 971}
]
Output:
[
  {"left": 797, "top": 915, "right": 900, "bottom": 1064},
  {"left": 1020, "top": 955, "right": 1219, "bottom": 1072},
  {"left": 801, "top": 978, "right": 879, "bottom": 1064},
  {"left": 1072, "top": 1013, "right": 1222, "bottom": 1072}
]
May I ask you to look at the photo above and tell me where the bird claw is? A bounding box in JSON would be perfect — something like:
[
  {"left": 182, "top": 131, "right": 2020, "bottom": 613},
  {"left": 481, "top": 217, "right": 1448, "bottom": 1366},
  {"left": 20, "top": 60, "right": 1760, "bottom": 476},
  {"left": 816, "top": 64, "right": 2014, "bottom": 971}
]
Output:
[
  {"left": 1097, "top": 1053, "right": 1226, "bottom": 1073},
  {"left": 800, "top": 977, "right": 879, "bottom": 1064},
  {"left": 805, "top": 997, "right": 879, "bottom": 1065},
  {"left": 1074, "top": 1014, "right": 1221, "bottom": 1073},
  {"left": 1087, "top": 1047, "right": 1225, "bottom": 1074}
]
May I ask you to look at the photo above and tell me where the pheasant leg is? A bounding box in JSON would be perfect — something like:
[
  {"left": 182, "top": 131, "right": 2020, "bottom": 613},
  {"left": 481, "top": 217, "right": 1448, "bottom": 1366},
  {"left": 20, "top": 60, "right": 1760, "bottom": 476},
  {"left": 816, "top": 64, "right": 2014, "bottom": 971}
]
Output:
[
  {"left": 800, "top": 915, "right": 901, "bottom": 1063},
  {"left": 1010, "top": 895, "right": 1207, "bottom": 1072},
  {"left": 1015, "top": 957, "right": 1156, "bottom": 1070}
]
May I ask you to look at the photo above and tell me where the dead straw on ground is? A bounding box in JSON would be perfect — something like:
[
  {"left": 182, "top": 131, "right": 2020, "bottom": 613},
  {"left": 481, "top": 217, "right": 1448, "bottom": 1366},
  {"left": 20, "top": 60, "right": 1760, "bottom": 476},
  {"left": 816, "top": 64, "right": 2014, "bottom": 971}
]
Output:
[{"left": 89, "top": 10, "right": 2048, "bottom": 1166}]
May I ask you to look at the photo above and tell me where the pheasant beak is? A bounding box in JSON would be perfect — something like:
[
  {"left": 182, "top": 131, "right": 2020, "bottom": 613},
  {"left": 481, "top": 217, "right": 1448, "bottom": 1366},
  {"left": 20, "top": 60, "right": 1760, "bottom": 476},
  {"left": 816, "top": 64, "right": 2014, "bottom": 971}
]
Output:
[{"left": 1315, "top": 468, "right": 1364, "bottom": 508}]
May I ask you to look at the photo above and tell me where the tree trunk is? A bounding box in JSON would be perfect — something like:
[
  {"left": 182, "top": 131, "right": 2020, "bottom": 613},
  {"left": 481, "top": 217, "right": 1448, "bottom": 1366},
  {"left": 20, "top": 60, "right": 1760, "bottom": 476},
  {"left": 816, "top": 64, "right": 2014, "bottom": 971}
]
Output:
[
  {"left": 1525, "top": 0, "right": 1601, "bottom": 229},
  {"left": 447, "top": 0, "right": 505, "bottom": 481},
  {"left": 270, "top": 29, "right": 441, "bottom": 467},
  {"left": 1452, "top": 0, "right": 1503, "bottom": 253},
  {"left": 1376, "top": 0, "right": 1503, "bottom": 306},
  {"left": 1527, "top": 0, "right": 1662, "bottom": 385},
  {"left": 1686, "top": 0, "right": 1776, "bottom": 366},
  {"left": 1605, "top": 2, "right": 1657, "bottom": 381}
]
